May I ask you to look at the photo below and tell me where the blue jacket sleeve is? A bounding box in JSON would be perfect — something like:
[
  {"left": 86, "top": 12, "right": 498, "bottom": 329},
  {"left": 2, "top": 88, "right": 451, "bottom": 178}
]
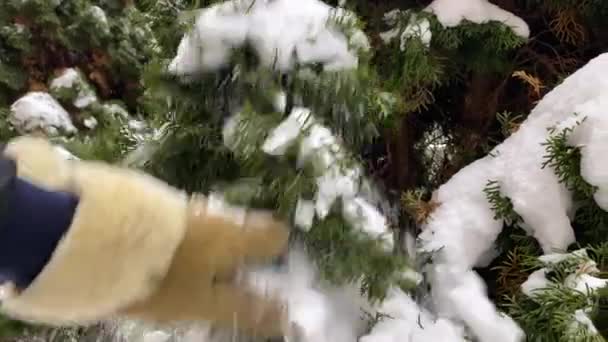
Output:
[{"left": 0, "top": 155, "right": 79, "bottom": 290}]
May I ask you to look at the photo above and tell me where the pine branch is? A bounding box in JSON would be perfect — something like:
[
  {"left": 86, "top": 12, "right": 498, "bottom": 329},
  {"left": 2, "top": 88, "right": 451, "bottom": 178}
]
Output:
[{"left": 542, "top": 116, "right": 596, "bottom": 199}]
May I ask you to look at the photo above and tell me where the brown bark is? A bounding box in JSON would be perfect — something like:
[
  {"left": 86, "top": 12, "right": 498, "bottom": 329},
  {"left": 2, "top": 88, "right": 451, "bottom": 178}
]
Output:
[
  {"left": 387, "top": 115, "right": 418, "bottom": 191},
  {"left": 461, "top": 72, "right": 502, "bottom": 133}
]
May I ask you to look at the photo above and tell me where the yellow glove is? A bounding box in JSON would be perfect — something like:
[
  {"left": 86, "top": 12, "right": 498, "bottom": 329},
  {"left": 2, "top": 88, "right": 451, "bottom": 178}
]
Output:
[{"left": 0, "top": 136, "right": 290, "bottom": 337}]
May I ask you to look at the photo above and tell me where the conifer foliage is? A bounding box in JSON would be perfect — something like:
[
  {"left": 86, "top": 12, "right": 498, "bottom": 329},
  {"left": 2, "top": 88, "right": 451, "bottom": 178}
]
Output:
[{"left": 0, "top": 0, "right": 608, "bottom": 341}]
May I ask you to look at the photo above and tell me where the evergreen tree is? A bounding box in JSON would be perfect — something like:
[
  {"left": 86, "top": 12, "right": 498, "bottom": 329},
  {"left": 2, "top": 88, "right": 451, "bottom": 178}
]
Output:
[{"left": 0, "top": 0, "right": 607, "bottom": 341}]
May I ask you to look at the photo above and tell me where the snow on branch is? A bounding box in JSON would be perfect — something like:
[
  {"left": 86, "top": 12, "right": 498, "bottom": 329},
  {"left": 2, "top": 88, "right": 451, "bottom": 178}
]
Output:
[
  {"left": 360, "top": 287, "right": 466, "bottom": 341},
  {"left": 169, "top": 0, "right": 369, "bottom": 75},
  {"left": 9, "top": 92, "right": 77, "bottom": 136},
  {"left": 379, "top": 10, "right": 433, "bottom": 49},
  {"left": 520, "top": 248, "right": 606, "bottom": 338},
  {"left": 49, "top": 68, "right": 98, "bottom": 109},
  {"left": 259, "top": 105, "right": 395, "bottom": 251},
  {"left": 415, "top": 53, "right": 608, "bottom": 341},
  {"left": 380, "top": 0, "right": 529, "bottom": 51},
  {"left": 425, "top": 0, "right": 530, "bottom": 38}
]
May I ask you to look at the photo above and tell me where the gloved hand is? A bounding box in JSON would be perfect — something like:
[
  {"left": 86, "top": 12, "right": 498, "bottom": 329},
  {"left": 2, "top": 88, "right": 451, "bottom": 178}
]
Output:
[{"left": 0, "top": 135, "right": 290, "bottom": 337}]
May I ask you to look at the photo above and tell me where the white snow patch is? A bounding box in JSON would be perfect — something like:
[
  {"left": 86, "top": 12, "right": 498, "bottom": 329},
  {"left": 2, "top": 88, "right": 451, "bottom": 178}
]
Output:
[
  {"left": 425, "top": 0, "right": 530, "bottom": 38},
  {"left": 565, "top": 273, "right": 608, "bottom": 294},
  {"left": 342, "top": 196, "right": 394, "bottom": 251},
  {"left": 520, "top": 249, "right": 605, "bottom": 337},
  {"left": 379, "top": 9, "right": 402, "bottom": 44},
  {"left": 399, "top": 269, "right": 424, "bottom": 286},
  {"left": 538, "top": 249, "right": 588, "bottom": 264},
  {"left": 401, "top": 16, "right": 432, "bottom": 48},
  {"left": 566, "top": 99, "right": 608, "bottom": 211},
  {"left": 570, "top": 309, "right": 599, "bottom": 336},
  {"left": 520, "top": 268, "right": 551, "bottom": 297},
  {"left": 221, "top": 113, "right": 243, "bottom": 152},
  {"left": 295, "top": 197, "right": 315, "bottom": 231},
  {"left": 103, "top": 103, "right": 130, "bottom": 119},
  {"left": 255, "top": 107, "right": 394, "bottom": 250},
  {"left": 49, "top": 68, "right": 98, "bottom": 109},
  {"left": 380, "top": 11, "right": 432, "bottom": 49},
  {"left": 349, "top": 29, "right": 371, "bottom": 52},
  {"left": 417, "top": 52, "right": 608, "bottom": 342},
  {"left": 242, "top": 247, "right": 370, "bottom": 342},
  {"left": 50, "top": 68, "right": 80, "bottom": 89},
  {"left": 429, "top": 265, "right": 524, "bottom": 342},
  {"left": 273, "top": 91, "right": 288, "bottom": 113},
  {"left": 315, "top": 163, "right": 360, "bottom": 218},
  {"left": 109, "top": 248, "right": 370, "bottom": 342},
  {"left": 417, "top": 56, "right": 608, "bottom": 270},
  {"left": 379, "top": 28, "right": 400, "bottom": 44},
  {"left": 522, "top": 248, "right": 606, "bottom": 296},
  {"left": 9, "top": 92, "right": 77, "bottom": 135},
  {"left": 73, "top": 92, "right": 97, "bottom": 109},
  {"left": 89, "top": 5, "right": 110, "bottom": 33},
  {"left": 83, "top": 116, "right": 98, "bottom": 129},
  {"left": 360, "top": 287, "right": 466, "bottom": 342},
  {"left": 169, "top": 0, "right": 366, "bottom": 74},
  {"left": 262, "top": 107, "right": 314, "bottom": 156}
]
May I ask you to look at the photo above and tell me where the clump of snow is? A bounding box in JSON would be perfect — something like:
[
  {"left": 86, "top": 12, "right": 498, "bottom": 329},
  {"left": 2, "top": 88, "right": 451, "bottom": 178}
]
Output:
[
  {"left": 169, "top": 0, "right": 367, "bottom": 75},
  {"left": 565, "top": 102, "right": 608, "bottom": 211},
  {"left": 520, "top": 268, "right": 551, "bottom": 297},
  {"left": 522, "top": 248, "right": 607, "bottom": 296},
  {"left": 379, "top": 9, "right": 402, "bottom": 43},
  {"left": 538, "top": 248, "right": 589, "bottom": 264},
  {"left": 520, "top": 249, "right": 606, "bottom": 336},
  {"left": 567, "top": 273, "right": 608, "bottom": 294},
  {"left": 263, "top": 107, "right": 314, "bottom": 156},
  {"left": 100, "top": 103, "right": 130, "bottom": 120},
  {"left": 380, "top": 10, "right": 432, "bottom": 49},
  {"left": 49, "top": 68, "right": 98, "bottom": 109},
  {"left": 349, "top": 30, "right": 371, "bottom": 52},
  {"left": 360, "top": 287, "right": 466, "bottom": 342},
  {"left": 107, "top": 249, "right": 370, "bottom": 342},
  {"left": 380, "top": 0, "right": 529, "bottom": 50},
  {"left": 256, "top": 106, "right": 394, "bottom": 250},
  {"left": 83, "top": 116, "right": 98, "bottom": 129},
  {"left": 9, "top": 92, "right": 77, "bottom": 135},
  {"left": 241, "top": 247, "right": 370, "bottom": 342},
  {"left": 273, "top": 91, "right": 288, "bottom": 113},
  {"left": 417, "top": 53, "right": 608, "bottom": 341},
  {"left": 425, "top": 0, "right": 530, "bottom": 38},
  {"left": 416, "top": 57, "right": 608, "bottom": 269},
  {"left": 400, "top": 269, "right": 424, "bottom": 286},
  {"left": 295, "top": 197, "right": 315, "bottom": 231},
  {"left": 402, "top": 16, "right": 432, "bottom": 47},
  {"left": 570, "top": 309, "right": 599, "bottom": 336},
  {"left": 89, "top": 5, "right": 110, "bottom": 34},
  {"left": 428, "top": 265, "right": 524, "bottom": 342}
]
